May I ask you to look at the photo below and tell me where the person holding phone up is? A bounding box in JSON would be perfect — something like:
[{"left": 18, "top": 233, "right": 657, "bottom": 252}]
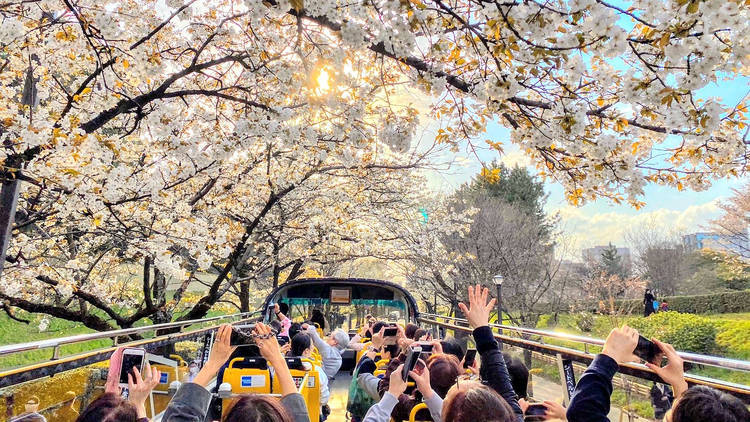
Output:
[
  {"left": 162, "top": 323, "right": 310, "bottom": 422},
  {"left": 75, "top": 347, "right": 161, "bottom": 422}
]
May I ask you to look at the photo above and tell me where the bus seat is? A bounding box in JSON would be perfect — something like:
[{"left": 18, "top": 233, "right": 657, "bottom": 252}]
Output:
[
  {"left": 376, "top": 358, "right": 390, "bottom": 369},
  {"left": 218, "top": 357, "right": 273, "bottom": 415},
  {"left": 409, "top": 402, "right": 430, "bottom": 422},
  {"left": 271, "top": 357, "right": 320, "bottom": 422}
]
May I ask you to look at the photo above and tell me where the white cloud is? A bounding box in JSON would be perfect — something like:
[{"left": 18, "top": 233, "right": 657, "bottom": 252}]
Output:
[{"left": 553, "top": 200, "right": 723, "bottom": 257}]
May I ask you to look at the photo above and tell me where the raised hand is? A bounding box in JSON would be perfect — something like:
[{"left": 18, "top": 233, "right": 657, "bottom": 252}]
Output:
[
  {"left": 371, "top": 327, "right": 386, "bottom": 349},
  {"left": 409, "top": 359, "right": 432, "bottom": 399},
  {"left": 388, "top": 364, "right": 408, "bottom": 397},
  {"left": 255, "top": 322, "right": 283, "bottom": 364},
  {"left": 458, "top": 284, "right": 497, "bottom": 329},
  {"left": 127, "top": 362, "right": 161, "bottom": 418},
  {"left": 193, "top": 324, "right": 236, "bottom": 387},
  {"left": 601, "top": 325, "right": 639, "bottom": 365},
  {"left": 542, "top": 400, "right": 567, "bottom": 420},
  {"left": 646, "top": 339, "right": 688, "bottom": 399}
]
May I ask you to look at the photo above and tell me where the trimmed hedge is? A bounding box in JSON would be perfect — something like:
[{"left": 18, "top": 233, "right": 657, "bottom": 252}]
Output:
[
  {"left": 628, "top": 311, "right": 717, "bottom": 355},
  {"left": 577, "top": 290, "right": 750, "bottom": 315}
]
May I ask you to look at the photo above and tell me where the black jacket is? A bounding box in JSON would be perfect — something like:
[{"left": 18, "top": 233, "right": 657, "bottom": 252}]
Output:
[
  {"left": 473, "top": 326, "right": 524, "bottom": 422},
  {"left": 566, "top": 354, "right": 619, "bottom": 422}
]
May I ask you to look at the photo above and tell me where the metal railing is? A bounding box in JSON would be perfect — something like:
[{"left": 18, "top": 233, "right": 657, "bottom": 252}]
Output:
[
  {"left": 0, "top": 311, "right": 258, "bottom": 357},
  {"left": 418, "top": 313, "right": 750, "bottom": 402},
  {"left": 419, "top": 313, "right": 750, "bottom": 372},
  {"left": 0, "top": 311, "right": 260, "bottom": 388}
]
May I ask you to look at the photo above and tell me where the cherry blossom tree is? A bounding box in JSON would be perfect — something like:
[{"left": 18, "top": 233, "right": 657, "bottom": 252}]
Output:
[{"left": 1, "top": 0, "right": 749, "bottom": 328}]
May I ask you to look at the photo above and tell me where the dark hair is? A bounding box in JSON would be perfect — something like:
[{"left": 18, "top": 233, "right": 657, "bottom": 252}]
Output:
[
  {"left": 383, "top": 344, "right": 399, "bottom": 358},
  {"left": 413, "top": 329, "right": 430, "bottom": 341},
  {"left": 76, "top": 393, "right": 137, "bottom": 422},
  {"left": 440, "top": 337, "right": 465, "bottom": 361},
  {"left": 443, "top": 382, "right": 515, "bottom": 422},
  {"left": 288, "top": 322, "right": 302, "bottom": 340},
  {"left": 310, "top": 310, "right": 325, "bottom": 329},
  {"left": 278, "top": 302, "right": 289, "bottom": 315},
  {"left": 427, "top": 354, "right": 461, "bottom": 398},
  {"left": 223, "top": 394, "right": 292, "bottom": 422},
  {"left": 370, "top": 321, "right": 388, "bottom": 338},
  {"left": 671, "top": 386, "right": 750, "bottom": 422},
  {"left": 502, "top": 352, "right": 529, "bottom": 399},
  {"left": 405, "top": 323, "right": 420, "bottom": 340},
  {"left": 269, "top": 319, "right": 282, "bottom": 333},
  {"left": 291, "top": 332, "right": 312, "bottom": 357}
]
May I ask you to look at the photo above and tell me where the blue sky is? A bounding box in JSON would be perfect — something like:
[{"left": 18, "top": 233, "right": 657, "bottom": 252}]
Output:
[{"left": 421, "top": 75, "right": 748, "bottom": 259}]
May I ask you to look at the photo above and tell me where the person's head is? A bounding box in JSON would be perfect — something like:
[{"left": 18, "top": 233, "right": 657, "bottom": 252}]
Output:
[
  {"left": 288, "top": 322, "right": 302, "bottom": 340},
  {"left": 310, "top": 309, "right": 325, "bottom": 326},
  {"left": 327, "top": 328, "right": 350, "bottom": 351},
  {"left": 269, "top": 319, "right": 282, "bottom": 333},
  {"left": 502, "top": 352, "right": 529, "bottom": 399},
  {"left": 383, "top": 344, "right": 399, "bottom": 360},
  {"left": 667, "top": 386, "right": 750, "bottom": 422},
  {"left": 188, "top": 360, "right": 200, "bottom": 375},
  {"left": 291, "top": 332, "right": 313, "bottom": 357},
  {"left": 76, "top": 393, "right": 137, "bottom": 422},
  {"left": 426, "top": 353, "right": 461, "bottom": 398},
  {"left": 440, "top": 337, "right": 465, "bottom": 362},
  {"left": 223, "top": 394, "right": 292, "bottom": 422},
  {"left": 24, "top": 396, "right": 40, "bottom": 413},
  {"left": 442, "top": 381, "right": 516, "bottom": 422},
  {"left": 278, "top": 302, "right": 289, "bottom": 315},
  {"left": 414, "top": 328, "right": 431, "bottom": 341},
  {"left": 405, "top": 323, "right": 420, "bottom": 340}
]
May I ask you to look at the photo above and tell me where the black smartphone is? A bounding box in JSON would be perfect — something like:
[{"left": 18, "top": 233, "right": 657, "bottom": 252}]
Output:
[
  {"left": 383, "top": 327, "right": 398, "bottom": 337},
  {"left": 463, "top": 348, "right": 477, "bottom": 369},
  {"left": 402, "top": 346, "right": 422, "bottom": 381},
  {"left": 277, "top": 335, "right": 289, "bottom": 346},
  {"left": 415, "top": 342, "right": 433, "bottom": 354},
  {"left": 230, "top": 324, "right": 256, "bottom": 346},
  {"left": 633, "top": 335, "right": 661, "bottom": 364},
  {"left": 524, "top": 403, "right": 547, "bottom": 421}
]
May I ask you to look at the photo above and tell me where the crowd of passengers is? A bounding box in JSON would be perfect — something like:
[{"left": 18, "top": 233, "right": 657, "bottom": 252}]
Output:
[{"left": 68, "top": 285, "right": 748, "bottom": 422}]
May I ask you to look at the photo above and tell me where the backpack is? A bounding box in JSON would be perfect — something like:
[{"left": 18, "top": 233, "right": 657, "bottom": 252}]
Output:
[{"left": 347, "top": 365, "right": 377, "bottom": 418}]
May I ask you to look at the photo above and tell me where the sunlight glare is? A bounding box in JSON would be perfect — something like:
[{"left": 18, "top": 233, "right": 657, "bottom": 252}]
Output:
[{"left": 317, "top": 69, "right": 331, "bottom": 92}]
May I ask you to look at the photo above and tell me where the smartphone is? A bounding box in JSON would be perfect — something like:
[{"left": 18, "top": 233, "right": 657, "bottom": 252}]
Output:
[
  {"left": 524, "top": 403, "right": 547, "bottom": 421},
  {"left": 230, "top": 324, "right": 257, "bottom": 346},
  {"left": 277, "top": 335, "right": 289, "bottom": 346},
  {"left": 402, "top": 346, "right": 422, "bottom": 381},
  {"left": 463, "top": 348, "right": 477, "bottom": 369},
  {"left": 383, "top": 327, "right": 398, "bottom": 337},
  {"left": 267, "top": 303, "right": 276, "bottom": 321},
  {"left": 633, "top": 335, "right": 661, "bottom": 364},
  {"left": 415, "top": 342, "right": 433, "bottom": 354},
  {"left": 119, "top": 348, "right": 146, "bottom": 387}
]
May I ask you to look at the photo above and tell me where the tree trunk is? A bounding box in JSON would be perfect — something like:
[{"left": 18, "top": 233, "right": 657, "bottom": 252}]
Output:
[
  {"left": 0, "top": 161, "right": 21, "bottom": 279},
  {"left": 239, "top": 280, "right": 250, "bottom": 313}
]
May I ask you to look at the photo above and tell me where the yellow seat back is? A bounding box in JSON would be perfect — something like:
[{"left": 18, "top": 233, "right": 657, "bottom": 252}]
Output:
[
  {"left": 220, "top": 357, "right": 273, "bottom": 415},
  {"left": 409, "top": 402, "right": 429, "bottom": 422},
  {"left": 146, "top": 363, "right": 178, "bottom": 418},
  {"left": 355, "top": 342, "right": 372, "bottom": 363},
  {"left": 271, "top": 358, "right": 320, "bottom": 422},
  {"left": 376, "top": 358, "right": 390, "bottom": 369}
]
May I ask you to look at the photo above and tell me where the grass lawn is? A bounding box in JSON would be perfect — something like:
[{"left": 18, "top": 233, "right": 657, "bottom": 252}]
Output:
[
  {"left": 534, "top": 311, "right": 750, "bottom": 385},
  {"left": 0, "top": 308, "right": 234, "bottom": 370}
]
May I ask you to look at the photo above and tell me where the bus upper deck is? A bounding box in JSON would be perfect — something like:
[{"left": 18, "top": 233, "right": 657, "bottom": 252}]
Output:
[{"left": 0, "top": 278, "right": 748, "bottom": 421}]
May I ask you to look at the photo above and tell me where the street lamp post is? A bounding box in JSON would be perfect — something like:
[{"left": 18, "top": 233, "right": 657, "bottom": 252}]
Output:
[{"left": 493, "top": 275, "right": 504, "bottom": 349}]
